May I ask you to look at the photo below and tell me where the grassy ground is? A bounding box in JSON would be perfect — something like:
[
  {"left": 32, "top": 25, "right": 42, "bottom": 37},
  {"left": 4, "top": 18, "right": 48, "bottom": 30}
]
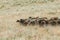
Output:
[{"left": 0, "top": 0, "right": 60, "bottom": 40}]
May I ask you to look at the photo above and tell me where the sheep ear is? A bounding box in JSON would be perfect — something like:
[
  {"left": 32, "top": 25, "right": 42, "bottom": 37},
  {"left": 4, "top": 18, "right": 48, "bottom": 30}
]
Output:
[
  {"left": 16, "top": 20, "right": 20, "bottom": 22},
  {"left": 29, "top": 17, "right": 32, "bottom": 18}
]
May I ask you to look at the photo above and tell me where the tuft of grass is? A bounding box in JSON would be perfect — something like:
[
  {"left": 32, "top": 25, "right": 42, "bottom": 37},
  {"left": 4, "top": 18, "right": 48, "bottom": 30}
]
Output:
[
  {"left": 0, "top": 5, "right": 4, "bottom": 9},
  {"left": 48, "top": 0, "right": 55, "bottom": 2},
  {"left": 28, "top": 35, "right": 32, "bottom": 40},
  {"left": 48, "top": 12, "right": 56, "bottom": 15}
]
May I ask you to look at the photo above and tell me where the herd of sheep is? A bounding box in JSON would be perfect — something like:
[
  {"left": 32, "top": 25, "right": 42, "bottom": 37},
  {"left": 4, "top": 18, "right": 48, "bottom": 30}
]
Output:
[{"left": 16, "top": 17, "right": 60, "bottom": 26}]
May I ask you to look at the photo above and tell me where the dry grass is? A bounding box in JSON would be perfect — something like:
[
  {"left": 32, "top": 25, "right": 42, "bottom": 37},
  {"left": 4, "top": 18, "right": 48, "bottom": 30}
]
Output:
[
  {"left": 0, "top": 12, "right": 60, "bottom": 40},
  {"left": 0, "top": 0, "right": 60, "bottom": 40}
]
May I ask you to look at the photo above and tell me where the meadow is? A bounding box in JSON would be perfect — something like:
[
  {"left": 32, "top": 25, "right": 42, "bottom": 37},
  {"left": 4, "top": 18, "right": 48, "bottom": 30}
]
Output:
[{"left": 0, "top": 0, "right": 60, "bottom": 40}]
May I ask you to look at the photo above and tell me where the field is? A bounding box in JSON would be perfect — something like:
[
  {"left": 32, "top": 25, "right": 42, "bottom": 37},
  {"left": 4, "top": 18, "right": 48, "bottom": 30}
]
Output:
[{"left": 0, "top": 0, "right": 60, "bottom": 40}]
